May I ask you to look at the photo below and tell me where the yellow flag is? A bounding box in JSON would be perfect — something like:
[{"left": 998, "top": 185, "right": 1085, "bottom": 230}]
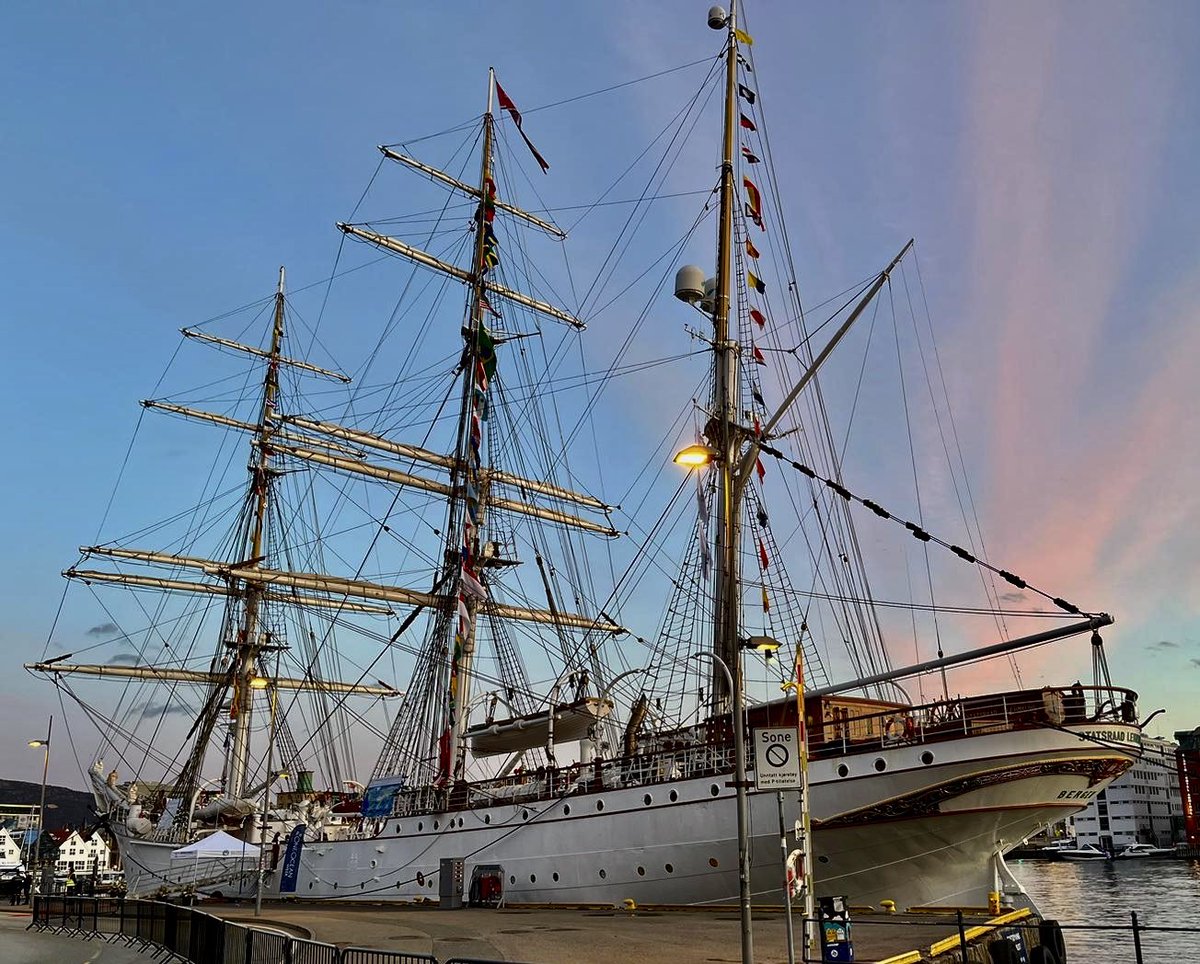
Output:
[{"left": 735, "top": 28, "right": 754, "bottom": 46}]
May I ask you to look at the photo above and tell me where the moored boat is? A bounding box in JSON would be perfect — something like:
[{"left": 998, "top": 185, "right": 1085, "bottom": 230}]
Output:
[{"left": 32, "top": 1, "right": 1143, "bottom": 917}]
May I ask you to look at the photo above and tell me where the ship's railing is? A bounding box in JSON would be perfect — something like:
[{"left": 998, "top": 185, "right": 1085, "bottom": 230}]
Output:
[
  {"left": 375, "top": 685, "right": 1136, "bottom": 819},
  {"left": 808, "top": 684, "right": 1139, "bottom": 759}
]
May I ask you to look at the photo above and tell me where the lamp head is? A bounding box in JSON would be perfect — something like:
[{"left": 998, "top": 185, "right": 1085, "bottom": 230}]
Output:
[
  {"left": 673, "top": 443, "right": 717, "bottom": 468},
  {"left": 249, "top": 677, "right": 270, "bottom": 690},
  {"left": 27, "top": 740, "right": 48, "bottom": 749}
]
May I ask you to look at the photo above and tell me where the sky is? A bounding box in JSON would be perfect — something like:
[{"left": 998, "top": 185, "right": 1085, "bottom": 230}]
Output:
[{"left": 1, "top": 1, "right": 1198, "bottom": 788}]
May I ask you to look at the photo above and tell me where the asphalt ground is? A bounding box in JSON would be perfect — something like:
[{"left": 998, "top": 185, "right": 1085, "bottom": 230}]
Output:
[{"left": 0, "top": 909, "right": 156, "bottom": 964}]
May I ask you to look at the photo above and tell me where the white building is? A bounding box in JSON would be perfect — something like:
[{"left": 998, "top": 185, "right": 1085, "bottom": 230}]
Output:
[
  {"left": 1072, "top": 736, "right": 1182, "bottom": 849},
  {"left": 0, "top": 827, "right": 24, "bottom": 868},
  {"left": 54, "top": 829, "right": 117, "bottom": 876}
]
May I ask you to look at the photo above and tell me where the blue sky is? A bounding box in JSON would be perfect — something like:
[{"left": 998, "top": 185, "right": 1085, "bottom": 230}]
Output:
[{"left": 2, "top": 1, "right": 1198, "bottom": 786}]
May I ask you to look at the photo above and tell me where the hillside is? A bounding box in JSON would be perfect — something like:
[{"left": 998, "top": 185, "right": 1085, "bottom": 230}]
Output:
[{"left": 0, "top": 778, "right": 97, "bottom": 830}]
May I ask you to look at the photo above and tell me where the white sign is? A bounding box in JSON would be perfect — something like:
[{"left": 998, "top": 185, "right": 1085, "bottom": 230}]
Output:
[{"left": 753, "top": 727, "right": 801, "bottom": 790}]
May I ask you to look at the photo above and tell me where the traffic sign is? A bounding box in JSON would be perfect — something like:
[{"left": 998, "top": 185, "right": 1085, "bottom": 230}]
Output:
[{"left": 753, "top": 726, "right": 801, "bottom": 789}]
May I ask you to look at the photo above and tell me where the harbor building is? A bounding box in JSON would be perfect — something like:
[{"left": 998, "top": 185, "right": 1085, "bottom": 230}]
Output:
[
  {"left": 1176, "top": 726, "right": 1200, "bottom": 847},
  {"left": 1072, "top": 735, "right": 1182, "bottom": 849},
  {"left": 53, "top": 828, "right": 118, "bottom": 877}
]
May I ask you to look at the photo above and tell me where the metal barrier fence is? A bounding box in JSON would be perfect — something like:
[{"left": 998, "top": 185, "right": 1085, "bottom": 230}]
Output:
[{"left": 29, "top": 896, "right": 454, "bottom": 964}]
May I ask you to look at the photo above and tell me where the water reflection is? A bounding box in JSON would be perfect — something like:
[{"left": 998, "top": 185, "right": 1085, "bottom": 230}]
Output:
[{"left": 1012, "top": 858, "right": 1200, "bottom": 959}]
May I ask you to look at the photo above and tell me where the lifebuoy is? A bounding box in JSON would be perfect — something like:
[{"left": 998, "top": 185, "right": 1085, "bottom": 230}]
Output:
[{"left": 1039, "top": 919, "right": 1067, "bottom": 962}]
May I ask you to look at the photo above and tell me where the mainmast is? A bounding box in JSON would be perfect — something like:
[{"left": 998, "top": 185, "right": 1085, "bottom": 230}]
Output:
[
  {"left": 445, "top": 71, "right": 498, "bottom": 784},
  {"left": 228, "top": 266, "right": 286, "bottom": 800}
]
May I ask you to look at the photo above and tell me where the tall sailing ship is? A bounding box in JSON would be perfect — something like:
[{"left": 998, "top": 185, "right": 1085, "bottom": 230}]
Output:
[{"left": 30, "top": 3, "right": 1142, "bottom": 913}]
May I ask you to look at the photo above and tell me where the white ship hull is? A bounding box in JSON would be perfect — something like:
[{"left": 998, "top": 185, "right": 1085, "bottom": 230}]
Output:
[{"left": 112, "top": 722, "right": 1137, "bottom": 909}]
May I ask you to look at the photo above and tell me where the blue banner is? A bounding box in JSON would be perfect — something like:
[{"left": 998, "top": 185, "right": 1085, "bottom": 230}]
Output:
[
  {"left": 279, "top": 824, "right": 306, "bottom": 893},
  {"left": 362, "top": 777, "right": 404, "bottom": 818}
]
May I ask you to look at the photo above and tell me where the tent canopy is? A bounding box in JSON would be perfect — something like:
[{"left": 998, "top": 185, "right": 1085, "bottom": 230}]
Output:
[{"left": 171, "top": 830, "right": 259, "bottom": 860}]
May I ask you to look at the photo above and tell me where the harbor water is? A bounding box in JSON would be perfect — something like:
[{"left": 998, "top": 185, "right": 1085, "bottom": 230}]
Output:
[{"left": 1013, "top": 858, "right": 1200, "bottom": 959}]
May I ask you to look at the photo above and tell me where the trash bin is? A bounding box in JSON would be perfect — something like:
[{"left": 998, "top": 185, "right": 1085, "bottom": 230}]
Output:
[{"left": 818, "top": 894, "right": 854, "bottom": 962}]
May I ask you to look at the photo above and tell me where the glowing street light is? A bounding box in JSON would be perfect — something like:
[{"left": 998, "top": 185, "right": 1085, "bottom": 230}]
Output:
[{"left": 673, "top": 443, "right": 718, "bottom": 468}]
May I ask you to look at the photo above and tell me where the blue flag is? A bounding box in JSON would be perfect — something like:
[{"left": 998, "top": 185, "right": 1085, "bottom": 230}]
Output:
[{"left": 279, "top": 824, "right": 306, "bottom": 893}]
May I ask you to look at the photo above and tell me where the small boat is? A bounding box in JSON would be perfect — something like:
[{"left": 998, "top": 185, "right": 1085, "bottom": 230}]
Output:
[
  {"left": 1111, "top": 843, "right": 1176, "bottom": 860},
  {"left": 1057, "top": 844, "right": 1110, "bottom": 861}
]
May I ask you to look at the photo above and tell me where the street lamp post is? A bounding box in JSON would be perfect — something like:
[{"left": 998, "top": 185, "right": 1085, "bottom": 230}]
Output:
[
  {"left": 690, "top": 651, "right": 753, "bottom": 963},
  {"left": 28, "top": 716, "right": 52, "bottom": 874}
]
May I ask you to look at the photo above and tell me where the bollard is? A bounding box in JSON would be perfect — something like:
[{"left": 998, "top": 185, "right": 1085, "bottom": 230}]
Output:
[
  {"left": 956, "top": 909, "right": 968, "bottom": 964},
  {"left": 1132, "top": 910, "right": 1144, "bottom": 964}
]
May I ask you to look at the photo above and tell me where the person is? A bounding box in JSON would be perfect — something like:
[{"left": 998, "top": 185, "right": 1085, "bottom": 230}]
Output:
[
  {"left": 21, "top": 874, "right": 31, "bottom": 904},
  {"left": 8, "top": 878, "right": 19, "bottom": 905},
  {"left": 64, "top": 874, "right": 76, "bottom": 896}
]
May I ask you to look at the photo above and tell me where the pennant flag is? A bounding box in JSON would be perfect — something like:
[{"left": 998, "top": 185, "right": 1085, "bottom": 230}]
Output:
[
  {"left": 761, "top": 586, "right": 770, "bottom": 613},
  {"left": 748, "top": 272, "right": 766, "bottom": 293},
  {"left": 738, "top": 53, "right": 753, "bottom": 72},
  {"left": 745, "top": 236, "right": 761, "bottom": 259},
  {"left": 751, "top": 383, "right": 765, "bottom": 406},
  {"left": 739, "top": 113, "right": 757, "bottom": 132},
  {"left": 753, "top": 344, "right": 766, "bottom": 365},
  {"left": 479, "top": 291, "right": 501, "bottom": 318},
  {"left": 482, "top": 177, "right": 497, "bottom": 222},
  {"left": 735, "top": 28, "right": 755, "bottom": 46},
  {"left": 743, "top": 176, "right": 763, "bottom": 228},
  {"left": 697, "top": 476, "right": 711, "bottom": 580},
  {"left": 758, "top": 538, "right": 770, "bottom": 570},
  {"left": 481, "top": 223, "right": 500, "bottom": 273},
  {"left": 756, "top": 457, "right": 766, "bottom": 482},
  {"left": 738, "top": 83, "right": 757, "bottom": 105},
  {"left": 460, "top": 565, "right": 486, "bottom": 601},
  {"left": 750, "top": 307, "right": 766, "bottom": 329},
  {"left": 495, "top": 79, "right": 550, "bottom": 173},
  {"left": 477, "top": 326, "right": 498, "bottom": 378},
  {"left": 741, "top": 145, "right": 760, "bottom": 164}
]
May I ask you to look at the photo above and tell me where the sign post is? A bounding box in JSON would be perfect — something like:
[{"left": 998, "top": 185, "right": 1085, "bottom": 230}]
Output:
[{"left": 755, "top": 727, "right": 801, "bottom": 964}]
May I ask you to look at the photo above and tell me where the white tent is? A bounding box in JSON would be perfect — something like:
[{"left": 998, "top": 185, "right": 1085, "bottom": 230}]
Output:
[{"left": 170, "top": 831, "right": 259, "bottom": 860}]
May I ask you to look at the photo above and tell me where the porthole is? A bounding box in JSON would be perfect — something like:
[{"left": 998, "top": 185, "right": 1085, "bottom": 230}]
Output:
[
  {"left": 360, "top": 881, "right": 365, "bottom": 889},
  {"left": 395, "top": 882, "right": 401, "bottom": 889},
  {"left": 665, "top": 863, "right": 674, "bottom": 873},
  {"left": 418, "top": 822, "right": 424, "bottom": 832},
  {"left": 308, "top": 882, "right": 313, "bottom": 890},
  {"left": 370, "top": 859, "right": 378, "bottom": 868},
  {"left": 484, "top": 814, "right": 491, "bottom": 824},
  {"left": 643, "top": 793, "right": 652, "bottom": 806},
  {"left": 333, "top": 882, "right": 338, "bottom": 890},
  {"left": 921, "top": 751, "right": 935, "bottom": 765},
  {"left": 874, "top": 758, "right": 887, "bottom": 772},
  {"left": 818, "top": 855, "right": 830, "bottom": 864},
  {"left": 563, "top": 804, "right": 571, "bottom": 815},
  {"left": 509, "top": 875, "right": 516, "bottom": 885},
  {"left": 459, "top": 817, "right": 465, "bottom": 827},
  {"left": 710, "top": 784, "right": 720, "bottom": 797},
  {"left": 530, "top": 874, "right": 537, "bottom": 883},
  {"left": 552, "top": 872, "right": 559, "bottom": 882},
  {"left": 837, "top": 764, "right": 849, "bottom": 778},
  {"left": 669, "top": 790, "right": 679, "bottom": 802},
  {"left": 522, "top": 809, "right": 529, "bottom": 821},
  {"left": 596, "top": 799, "right": 605, "bottom": 811},
  {"left": 637, "top": 866, "right": 645, "bottom": 876},
  {"left": 395, "top": 823, "right": 401, "bottom": 833},
  {"left": 433, "top": 820, "right": 439, "bottom": 830},
  {"left": 427, "top": 879, "right": 434, "bottom": 888},
  {"left": 599, "top": 869, "right": 607, "bottom": 879},
  {"left": 709, "top": 857, "right": 719, "bottom": 868}
]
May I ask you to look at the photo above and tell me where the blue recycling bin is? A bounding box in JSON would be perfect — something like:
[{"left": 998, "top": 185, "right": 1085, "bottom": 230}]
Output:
[{"left": 819, "top": 895, "right": 854, "bottom": 962}]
